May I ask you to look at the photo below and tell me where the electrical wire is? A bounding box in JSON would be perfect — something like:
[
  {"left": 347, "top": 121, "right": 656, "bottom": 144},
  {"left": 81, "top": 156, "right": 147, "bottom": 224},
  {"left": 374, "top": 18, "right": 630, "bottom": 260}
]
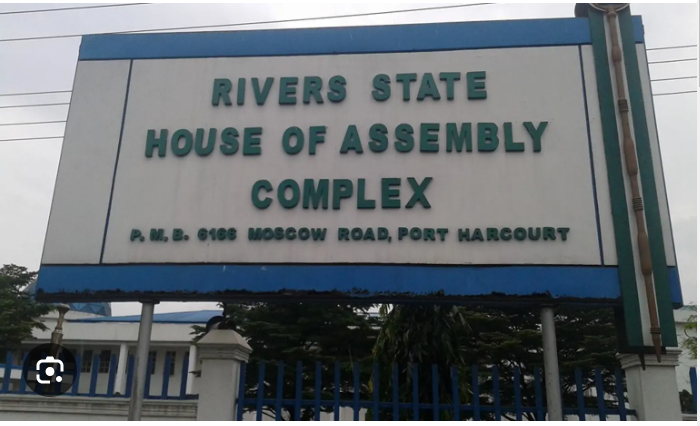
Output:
[
  {"left": 653, "top": 90, "right": 697, "bottom": 97},
  {"left": 646, "top": 44, "right": 697, "bottom": 51},
  {"left": 0, "top": 3, "right": 493, "bottom": 43},
  {"left": 0, "top": 102, "right": 69, "bottom": 109},
  {"left": 0, "top": 120, "right": 66, "bottom": 127},
  {"left": 648, "top": 58, "right": 697, "bottom": 65},
  {"left": 0, "top": 3, "right": 148, "bottom": 16},
  {"left": 0, "top": 90, "right": 71, "bottom": 97},
  {"left": 650, "top": 76, "right": 696, "bottom": 82},
  {"left": 0, "top": 136, "right": 63, "bottom": 143}
]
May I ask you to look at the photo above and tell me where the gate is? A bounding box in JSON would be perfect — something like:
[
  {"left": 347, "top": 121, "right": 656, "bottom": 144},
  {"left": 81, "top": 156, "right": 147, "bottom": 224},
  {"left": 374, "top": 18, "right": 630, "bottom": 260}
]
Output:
[{"left": 235, "top": 361, "right": 637, "bottom": 421}]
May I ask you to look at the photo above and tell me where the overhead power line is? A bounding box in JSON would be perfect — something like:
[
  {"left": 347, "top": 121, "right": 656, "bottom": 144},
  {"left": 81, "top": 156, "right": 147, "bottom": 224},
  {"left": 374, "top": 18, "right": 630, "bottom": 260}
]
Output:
[
  {"left": 650, "top": 76, "right": 696, "bottom": 83},
  {"left": 0, "top": 102, "right": 69, "bottom": 109},
  {"left": 0, "top": 136, "right": 63, "bottom": 143},
  {"left": 0, "top": 90, "right": 71, "bottom": 97},
  {"left": 653, "top": 90, "right": 697, "bottom": 97},
  {"left": 0, "top": 3, "right": 493, "bottom": 43},
  {"left": 0, "top": 3, "right": 148, "bottom": 16},
  {"left": 646, "top": 44, "right": 697, "bottom": 51},
  {"left": 648, "top": 58, "right": 697, "bottom": 65},
  {"left": 0, "top": 120, "right": 66, "bottom": 127}
]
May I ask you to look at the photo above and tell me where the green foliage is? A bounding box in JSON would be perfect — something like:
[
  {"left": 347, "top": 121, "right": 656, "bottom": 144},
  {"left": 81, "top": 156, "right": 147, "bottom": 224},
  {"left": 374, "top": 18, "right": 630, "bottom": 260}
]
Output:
[
  {"left": 192, "top": 302, "right": 380, "bottom": 420},
  {"left": 679, "top": 389, "right": 695, "bottom": 413},
  {"left": 370, "top": 305, "right": 621, "bottom": 420},
  {"left": 681, "top": 305, "right": 697, "bottom": 360},
  {"left": 0, "top": 264, "right": 53, "bottom": 363}
]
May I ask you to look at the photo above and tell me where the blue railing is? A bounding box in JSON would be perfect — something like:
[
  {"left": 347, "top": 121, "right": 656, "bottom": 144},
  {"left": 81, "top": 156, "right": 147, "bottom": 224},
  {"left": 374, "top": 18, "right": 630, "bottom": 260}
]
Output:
[
  {"left": 1, "top": 350, "right": 194, "bottom": 400},
  {"left": 235, "top": 361, "right": 635, "bottom": 421},
  {"left": 691, "top": 367, "right": 697, "bottom": 414}
]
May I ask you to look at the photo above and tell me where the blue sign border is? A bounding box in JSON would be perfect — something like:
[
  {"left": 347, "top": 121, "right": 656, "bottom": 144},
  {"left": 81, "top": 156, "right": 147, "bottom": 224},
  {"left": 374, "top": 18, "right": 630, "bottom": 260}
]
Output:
[
  {"left": 78, "top": 17, "right": 644, "bottom": 61},
  {"left": 37, "top": 15, "right": 679, "bottom": 306}
]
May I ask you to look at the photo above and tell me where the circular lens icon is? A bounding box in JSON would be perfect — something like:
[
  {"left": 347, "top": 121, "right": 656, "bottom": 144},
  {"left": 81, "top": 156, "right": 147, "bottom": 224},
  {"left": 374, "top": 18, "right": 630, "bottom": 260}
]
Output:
[{"left": 22, "top": 344, "right": 76, "bottom": 397}]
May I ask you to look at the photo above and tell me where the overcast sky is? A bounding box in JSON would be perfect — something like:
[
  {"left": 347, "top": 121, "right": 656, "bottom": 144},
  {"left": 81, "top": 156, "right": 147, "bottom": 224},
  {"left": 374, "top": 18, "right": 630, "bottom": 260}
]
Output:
[{"left": 0, "top": 2, "right": 696, "bottom": 316}]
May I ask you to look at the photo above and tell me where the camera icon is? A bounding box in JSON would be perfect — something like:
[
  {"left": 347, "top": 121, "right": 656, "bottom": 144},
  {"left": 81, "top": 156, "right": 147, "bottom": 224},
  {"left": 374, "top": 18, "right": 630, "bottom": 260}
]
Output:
[{"left": 36, "top": 356, "right": 64, "bottom": 385}]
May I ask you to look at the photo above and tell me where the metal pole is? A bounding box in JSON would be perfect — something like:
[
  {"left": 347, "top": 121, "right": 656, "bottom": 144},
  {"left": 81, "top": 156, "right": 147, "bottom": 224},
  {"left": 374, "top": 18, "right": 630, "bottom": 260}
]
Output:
[
  {"left": 541, "top": 306, "right": 563, "bottom": 421},
  {"left": 49, "top": 304, "right": 71, "bottom": 357},
  {"left": 128, "top": 301, "right": 156, "bottom": 421}
]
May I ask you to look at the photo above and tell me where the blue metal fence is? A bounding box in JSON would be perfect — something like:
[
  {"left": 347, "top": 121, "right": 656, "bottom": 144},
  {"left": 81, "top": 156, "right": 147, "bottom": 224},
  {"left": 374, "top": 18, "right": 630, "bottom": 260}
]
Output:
[
  {"left": 0, "top": 350, "right": 193, "bottom": 400},
  {"left": 235, "top": 361, "right": 637, "bottom": 421}
]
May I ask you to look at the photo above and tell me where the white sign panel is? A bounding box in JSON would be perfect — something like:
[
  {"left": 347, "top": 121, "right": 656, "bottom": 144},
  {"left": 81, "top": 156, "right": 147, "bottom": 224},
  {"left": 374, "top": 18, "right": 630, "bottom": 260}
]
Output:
[{"left": 45, "top": 47, "right": 606, "bottom": 266}]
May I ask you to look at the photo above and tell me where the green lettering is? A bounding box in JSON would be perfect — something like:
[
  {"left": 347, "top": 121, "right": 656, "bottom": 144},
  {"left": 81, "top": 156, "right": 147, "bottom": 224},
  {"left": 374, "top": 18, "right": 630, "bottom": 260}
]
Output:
[
  {"left": 303, "top": 179, "right": 329, "bottom": 210},
  {"left": 458, "top": 229, "right": 470, "bottom": 242},
  {"left": 282, "top": 126, "right": 304, "bottom": 155},
  {"left": 524, "top": 121, "right": 549, "bottom": 152},
  {"left": 219, "top": 127, "right": 239, "bottom": 155},
  {"left": 171, "top": 129, "right": 192, "bottom": 157},
  {"left": 398, "top": 227, "right": 408, "bottom": 241},
  {"left": 477, "top": 123, "right": 499, "bottom": 152},
  {"left": 212, "top": 78, "right": 232, "bottom": 106},
  {"left": 487, "top": 228, "right": 499, "bottom": 241},
  {"left": 439, "top": 72, "right": 460, "bottom": 100},
  {"left": 471, "top": 228, "right": 484, "bottom": 241},
  {"left": 528, "top": 227, "right": 541, "bottom": 241},
  {"left": 378, "top": 227, "right": 389, "bottom": 240},
  {"left": 500, "top": 227, "right": 512, "bottom": 241},
  {"left": 417, "top": 73, "right": 440, "bottom": 101},
  {"left": 340, "top": 125, "right": 363, "bottom": 154},
  {"left": 248, "top": 228, "right": 262, "bottom": 240},
  {"left": 311, "top": 228, "right": 326, "bottom": 241},
  {"left": 504, "top": 122, "right": 525, "bottom": 152},
  {"left": 363, "top": 228, "right": 375, "bottom": 241},
  {"left": 278, "top": 179, "right": 300, "bottom": 209},
  {"left": 446, "top": 123, "right": 472, "bottom": 152},
  {"left": 557, "top": 227, "right": 570, "bottom": 241},
  {"left": 194, "top": 128, "right": 216, "bottom": 156},
  {"left": 252, "top": 180, "right": 272, "bottom": 209},
  {"left": 394, "top": 124, "right": 414, "bottom": 153},
  {"left": 396, "top": 73, "right": 417, "bottom": 101},
  {"left": 420, "top": 123, "right": 439, "bottom": 152},
  {"left": 436, "top": 228, "right": 448, "bottom": 241},
  {"left": 309, "top": 126, "right": 325, "bottom": 155},
  {"left": 381, "top": 178, "right": 401, "bottom": 209},
  {"left": 543, "top": 227, "right": 557, "bottom": 241},
  {"left": 338, "top": 228, "right": 349, "bottom": 241},
  {"left": 285, "top": 227, "right": 297, "bottom": 240},
  {"left": 369, "top": 124, "right": 388, "bottom": 152},
  {"left": 332, "top": 179, "right": 353, "bottom": 209},
  {"left": 145, "top": 129, "right": 167, "bottom": 158},
  {"left": 236, "top": 78, "right": 245, "bottom": 106},
  {"left": 303, "top": 76, "right": 324, "bottom": 104},
  {"left": 328, "top": 75, "right": 346, "bottom": 103},
  {"left": 357, "top": 179, "right": 376, "bottom": 209},
  {"left": 279, "top": 77, "right": 298, "bottom": 105},
  {"left": 243, "top": 127, "right": 262, "bottom": 155},
  {"left": 467, "top": 71, "right": 487, "bottom": 99},
  {"left": 423, "top": 228, "right": 435, "bottom": 241},
  {"left": 406, "top": 177, "right": 432, "bottom": 209},
  {"left": 372, "top": 74, "right": 391, "bottom": 101},
  {"left": 514, "top": 227, "right": 527, "bottom": 241},
  {"left": 252, "top": 77, "right": 274, "bottom": 105}
]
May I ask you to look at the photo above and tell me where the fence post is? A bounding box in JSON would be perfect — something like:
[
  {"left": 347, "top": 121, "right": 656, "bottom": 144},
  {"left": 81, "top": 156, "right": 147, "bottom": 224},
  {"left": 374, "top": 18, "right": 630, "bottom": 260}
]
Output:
[
  {"left": 195, "top": 329, "right": 252, "bottom": 421},
  {"left": 618, "top": 349, "right": 683, "bottom": 420}
]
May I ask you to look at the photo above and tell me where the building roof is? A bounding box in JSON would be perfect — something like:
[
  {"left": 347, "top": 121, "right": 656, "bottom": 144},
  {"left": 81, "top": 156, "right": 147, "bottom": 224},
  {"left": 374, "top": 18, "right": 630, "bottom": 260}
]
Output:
[
  {"left": 24, "top": 280, "right": 112, "bottom": 316},
  {"left": 68, "top": 310, "right": 222, "bottom": 324}
]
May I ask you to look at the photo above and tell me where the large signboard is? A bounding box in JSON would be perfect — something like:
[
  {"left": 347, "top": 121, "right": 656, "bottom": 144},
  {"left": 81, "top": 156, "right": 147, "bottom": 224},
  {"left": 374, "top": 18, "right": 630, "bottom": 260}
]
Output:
[{"left": 36, "top": 10, "right": 682, "bottom": 347}]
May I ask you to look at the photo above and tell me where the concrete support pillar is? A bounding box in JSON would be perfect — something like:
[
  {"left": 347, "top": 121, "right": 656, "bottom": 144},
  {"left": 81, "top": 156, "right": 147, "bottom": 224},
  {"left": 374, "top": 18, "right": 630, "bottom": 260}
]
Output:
[
  {"left": 185, "top": 344, "right": 197, "bottom": 395},
  {"left": 618, "top": 349, "right": 683, "bottom": 421},
  {"left": 196, "top": 329, "right": 252, "bottom": 421},
  {"left": 114, "top": 343, "right": 129, "bottom": 395}
]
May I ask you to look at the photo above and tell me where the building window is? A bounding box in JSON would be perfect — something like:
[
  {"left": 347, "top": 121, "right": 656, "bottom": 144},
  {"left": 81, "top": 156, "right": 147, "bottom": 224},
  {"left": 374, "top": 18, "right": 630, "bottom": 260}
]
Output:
[
  {"left": 98, "top": 350, "right": 112, "bottom": 373},
  {"left": 166, "top": 351, "right": 177, "bottom": 376},
  {"left": 81, "top": 350, "right": 93, "bottom": 373},
  {"left": 148, "top": 351, "right": 157, "bottom": 375}
]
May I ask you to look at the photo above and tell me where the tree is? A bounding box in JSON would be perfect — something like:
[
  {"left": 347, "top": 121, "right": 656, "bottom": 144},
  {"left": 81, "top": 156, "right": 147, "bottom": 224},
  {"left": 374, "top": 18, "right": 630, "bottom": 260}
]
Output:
[
  {"left": 681, "top": 305, "right": 697, "bottom": 360},
  {"left": 0, "top": 264, "right": 53, "bottom": 363},
  {"left": 370, "top": 304, "right": 622, "bottom": 420},
  {"left": 192, "top": 302, "right": 380, "bottom": 420}
]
